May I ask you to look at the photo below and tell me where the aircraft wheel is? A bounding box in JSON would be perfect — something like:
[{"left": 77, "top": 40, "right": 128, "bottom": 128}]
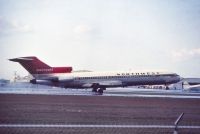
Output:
[
  {"left": 98, "top": 88, "right": 104, "bottom": 94},
  {"left": 92, "top": 88, "right": 98, "bottom": 92}
]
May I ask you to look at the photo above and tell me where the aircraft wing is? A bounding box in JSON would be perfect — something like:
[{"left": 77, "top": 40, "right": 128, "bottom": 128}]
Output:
[
  {"left": 82, "top": 80, "right": 123, "bottom": 88},
  {"left": 98, "top": 80, "right": 123, "bottom": 86}
]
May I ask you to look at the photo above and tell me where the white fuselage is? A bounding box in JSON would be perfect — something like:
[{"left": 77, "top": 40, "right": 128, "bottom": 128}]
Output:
[
  {"left": 32, "top": 71, "right": 181, "bottom": 89},
  {"left": 9, "top": 56, "right": 181, "bottom": 93}
]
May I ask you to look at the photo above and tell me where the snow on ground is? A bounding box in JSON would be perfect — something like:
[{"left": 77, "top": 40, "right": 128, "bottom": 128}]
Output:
[{"left": 0, "top": 82, "right": 200, "bottom": 99}]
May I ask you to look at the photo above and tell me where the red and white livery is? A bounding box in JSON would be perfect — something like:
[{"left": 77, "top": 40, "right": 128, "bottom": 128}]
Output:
[{"left": 10, "top": 56, "right": 181, "bottom": 94}]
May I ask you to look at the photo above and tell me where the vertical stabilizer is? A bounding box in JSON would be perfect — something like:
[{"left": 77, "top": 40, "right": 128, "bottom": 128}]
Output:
[{"left": 9, "top": 56, "right": 72, "bottom": 75}]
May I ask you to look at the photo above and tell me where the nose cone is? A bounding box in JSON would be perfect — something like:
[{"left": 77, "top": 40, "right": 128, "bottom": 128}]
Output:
[
  {"left": 175, "top": 75, "right": 181, "bottom": 83},
  {"left": 167, "top": 74, "right": 181, "bottom": 84},
  {"left": 180, "top": 77, "right": 184, "bottom": 81}
]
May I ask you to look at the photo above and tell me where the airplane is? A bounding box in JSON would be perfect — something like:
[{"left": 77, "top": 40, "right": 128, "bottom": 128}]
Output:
[{"left": 9, "top": 56, "right": 181, "bottom": 94}]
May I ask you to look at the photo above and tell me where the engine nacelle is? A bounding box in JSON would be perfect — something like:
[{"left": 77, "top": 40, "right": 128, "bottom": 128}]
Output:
[
  {"left": 29, "top": 77, "right": 74, "bottom": 87},
  {"left": 30, "top": 79, "right": 54, "bottom": 86},
  {"left": 30, "top": 79, "right": 36, "bottom": 84}
]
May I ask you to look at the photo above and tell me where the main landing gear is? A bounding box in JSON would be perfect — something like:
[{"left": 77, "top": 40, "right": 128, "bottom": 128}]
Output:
[
  {"left": 165, "top": 84, "right": 170, "bottom": 90},
  {"left": 92, "top": 87, "right": 106, "bottom": 95}
]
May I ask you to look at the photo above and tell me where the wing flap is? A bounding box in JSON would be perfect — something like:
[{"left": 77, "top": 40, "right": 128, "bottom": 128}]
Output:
[
  {"left": 98, "top": 81, "right": 122, "bottom": 86},
  {"left": 82, "top": 80, "right": 123, "bottom": 88}
]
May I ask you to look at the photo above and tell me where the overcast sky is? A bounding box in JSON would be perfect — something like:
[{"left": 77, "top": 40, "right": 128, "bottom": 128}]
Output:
[{"left": 1, "top": 0, "right": 200, "bottom": 79}]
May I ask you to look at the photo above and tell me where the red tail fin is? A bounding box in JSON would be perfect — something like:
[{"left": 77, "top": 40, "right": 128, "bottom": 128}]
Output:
[{"left": 9, "top": 56, "right": 72, "bottom": 74}]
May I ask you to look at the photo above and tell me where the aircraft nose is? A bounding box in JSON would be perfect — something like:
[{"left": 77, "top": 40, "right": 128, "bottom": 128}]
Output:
[
  {"left": 176, "top": 75, "right": 181, "bottom": 82},
  {"left": 179, "top": 77, "right": 184, "bottom": 81}
]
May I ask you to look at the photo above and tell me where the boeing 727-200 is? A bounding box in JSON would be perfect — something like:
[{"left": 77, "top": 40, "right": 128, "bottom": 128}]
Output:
[{"left": 9, "top": 56, "right": 181, "bottom": 94}]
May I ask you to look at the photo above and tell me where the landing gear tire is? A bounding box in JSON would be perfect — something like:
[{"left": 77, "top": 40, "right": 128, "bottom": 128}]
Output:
[
  {"left": 97, "top": 87, "right": 106, "bottom": 94},
  {"left": 92, "top": 88, "right": 98, "bottom": 92},
  {"left": 98, "top": 89, "right": 104, "bottom": 94},
  {"left": 92, "top": 83, "right": 99, "bottom": 93}
]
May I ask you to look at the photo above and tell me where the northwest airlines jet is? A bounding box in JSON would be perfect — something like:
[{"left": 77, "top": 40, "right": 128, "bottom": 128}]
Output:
[{"left": 9, "top": 56, "right": 180, "bottom": 94}]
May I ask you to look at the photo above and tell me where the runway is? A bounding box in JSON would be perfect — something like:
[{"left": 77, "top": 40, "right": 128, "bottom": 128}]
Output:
[
  {"left": 1, "top": 83, "right": 200, "bottom": 99},
  {"left": 1, "top": 124, "right": 200, "bottom": 129},
  {"left": 0, "top": 93, "right": 200, "bottom": 133}
]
